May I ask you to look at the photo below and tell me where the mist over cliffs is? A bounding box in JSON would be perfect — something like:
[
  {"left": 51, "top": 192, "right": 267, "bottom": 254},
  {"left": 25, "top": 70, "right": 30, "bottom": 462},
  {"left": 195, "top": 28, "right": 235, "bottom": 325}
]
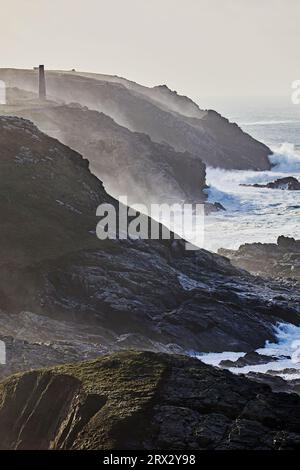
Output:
[
  {"left": 0, "top": 68, "right": 271, "bottom": 172},
  {"left": 0, "top": 116, "right": 297, "bottom": 383},
  {"left": 1, "top": 69, "right": 296, "bottom": 453},
  {"left": 3, "top": 94, "right": 207, "bottom": 206}
]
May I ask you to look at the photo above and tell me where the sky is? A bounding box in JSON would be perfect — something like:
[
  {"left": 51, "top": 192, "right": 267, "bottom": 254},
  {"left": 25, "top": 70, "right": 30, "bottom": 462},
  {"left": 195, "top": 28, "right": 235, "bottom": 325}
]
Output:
[{"left": 1, "top": 0, "right": 300, "bottom": 102}]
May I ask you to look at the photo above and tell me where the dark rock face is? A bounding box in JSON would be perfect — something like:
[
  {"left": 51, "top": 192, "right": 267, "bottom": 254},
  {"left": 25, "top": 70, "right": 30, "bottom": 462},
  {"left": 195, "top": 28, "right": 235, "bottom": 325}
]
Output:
[
  {"left": 244, "top": 372, "right": 294, "bottom": 394},
  {"left": 205, "top": 201, "right": 226, "bottom": 213},
  {"left": 1, "top": 351, "right": 300, "bottom": 450},
  {"left": 241, "top": 176, "right": 300, "bottom": 190},
  {"left": 0, "top": 69, "right": 272, "bottom": 170},
  {"left": 219, "top": 236, "right": 300, "bottom": 282},
  {"left": 0, "top": 117, "right": 298, "bottom": 382}
]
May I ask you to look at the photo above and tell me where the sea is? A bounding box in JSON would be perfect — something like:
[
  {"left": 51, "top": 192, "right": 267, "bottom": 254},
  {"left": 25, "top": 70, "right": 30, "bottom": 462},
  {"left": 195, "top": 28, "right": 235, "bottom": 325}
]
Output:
[
  {"left": 192, "top": 96, "right": 300, "bottom": 378},
  {"left": 203, "top": 96, "right": 300, "bottom": 252}
]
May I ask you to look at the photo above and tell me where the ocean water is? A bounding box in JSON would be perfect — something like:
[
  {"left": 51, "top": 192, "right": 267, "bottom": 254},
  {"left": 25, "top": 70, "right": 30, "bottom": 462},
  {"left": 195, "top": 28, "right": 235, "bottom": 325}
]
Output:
[
  {"left": 203, "top": 97, "right": 300, "bottom": 252},
  {"left": 192, "top": 98, "right": 300, "bottom": 378}
]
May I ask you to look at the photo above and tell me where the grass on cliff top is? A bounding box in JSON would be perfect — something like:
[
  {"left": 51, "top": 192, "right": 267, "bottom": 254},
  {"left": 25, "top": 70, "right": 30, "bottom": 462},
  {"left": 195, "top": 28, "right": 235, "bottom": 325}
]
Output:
[
  {"left": 0, "top": 351, "right": 170, "bottom": 449},
  {"left": 0, "top": 350, "right": 168, "bottom": 402},
  {"left": 56, "top": 350, "right": 167, "bottom": 394}
]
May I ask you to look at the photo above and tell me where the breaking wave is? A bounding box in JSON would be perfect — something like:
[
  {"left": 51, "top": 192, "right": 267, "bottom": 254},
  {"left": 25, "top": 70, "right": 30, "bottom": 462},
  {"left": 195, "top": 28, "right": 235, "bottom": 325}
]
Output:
[
  {"left": 201, "top": 142, "right": 300, "bottom": 252},
  {"left": 270, "top": 142, "right": 300, "bottom": 172},
  {"left": 196, "top": 322, "right": 300, "bottom": 381},
  {"left": 204, "top": 181, "right": 244, "bottom": 211}
]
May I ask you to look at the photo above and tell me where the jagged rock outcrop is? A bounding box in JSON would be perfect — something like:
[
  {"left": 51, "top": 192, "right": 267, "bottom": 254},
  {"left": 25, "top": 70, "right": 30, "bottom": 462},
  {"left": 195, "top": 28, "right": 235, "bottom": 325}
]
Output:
[
  {"left": 219, "top": 236, "right": 300, "bottom": 282},
  {"left": 1, "top": 351, "right": 300, "bottom": 450},
  {"left": 0, "top": 68, "right": 272, "bottom": 170},
  {"left": 220, "top": 351, "right": 275, "bottom": 368},
  {"left": 0, "top": 117, "right": 298, "bottom": 381},
  {"left": 241, "top": 176, "right": 300, "bottom": 191},
  {"left": 244, "top": 372, "right": 300, "bottom": 395}
]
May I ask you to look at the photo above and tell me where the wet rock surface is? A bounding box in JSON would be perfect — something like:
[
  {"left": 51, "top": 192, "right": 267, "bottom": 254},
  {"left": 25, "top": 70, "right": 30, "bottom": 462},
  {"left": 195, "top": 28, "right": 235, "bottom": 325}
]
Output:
[
  {"left": 220, "top": 351, "right": 275, "bottom": 368},
  {"left": 1, "top": 351, "right": 300, "bottom": 450},
  {"left": 244, "top": 372, "right": 295, "bottom": 394}
]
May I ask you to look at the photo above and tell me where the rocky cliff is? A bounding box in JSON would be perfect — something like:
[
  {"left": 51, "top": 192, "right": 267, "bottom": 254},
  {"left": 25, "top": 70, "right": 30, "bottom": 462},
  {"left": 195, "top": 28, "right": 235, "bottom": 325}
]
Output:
[
  {"left": 0, "top": 68, "right": 272, "bottom": 170},
  {"left": 1, "top": 94, "right": 207, "bottom": 206},
  {"left": 1, "top": 351, "right": 300, "bottom": 450},
  {"left": 0, "top": 116, "right": 298, "bottom": 382},
  {"left": 219, "top": 236, "right": 300, "bottom": 283},
  {"left": 241, "top": 176, "right": 300, "bottom": 191}
]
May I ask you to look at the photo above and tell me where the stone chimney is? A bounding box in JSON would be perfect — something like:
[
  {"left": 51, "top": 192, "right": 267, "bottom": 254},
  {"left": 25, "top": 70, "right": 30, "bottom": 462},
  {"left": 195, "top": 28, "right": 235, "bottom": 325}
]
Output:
[{"left": 39, "top": 65, "right": 46, "bottom": 100}]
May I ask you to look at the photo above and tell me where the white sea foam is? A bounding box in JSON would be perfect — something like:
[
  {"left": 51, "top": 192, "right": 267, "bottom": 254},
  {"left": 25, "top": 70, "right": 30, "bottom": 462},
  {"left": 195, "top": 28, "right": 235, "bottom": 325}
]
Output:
[
  {"left": 155, "top": 137, "right": 300, "bottom": 252},
  {"left": 270, "top": 142, "right": 300, "bottom": 172},
  {"left": 196, "top": 323, "right": 300, "bottom": 380},
  {"left": 195, "top": 351, "right": 246, "bottom": 367},
  {"left": 201, "top": 144, "right": 300, "bottom": 252}
]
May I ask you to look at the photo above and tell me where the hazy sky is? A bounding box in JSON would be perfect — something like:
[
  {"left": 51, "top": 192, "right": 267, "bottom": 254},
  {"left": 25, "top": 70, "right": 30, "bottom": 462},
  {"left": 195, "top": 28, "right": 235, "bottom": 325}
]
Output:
[{"left": 1, "top": 0, "right": 300, "bottom": 101}]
